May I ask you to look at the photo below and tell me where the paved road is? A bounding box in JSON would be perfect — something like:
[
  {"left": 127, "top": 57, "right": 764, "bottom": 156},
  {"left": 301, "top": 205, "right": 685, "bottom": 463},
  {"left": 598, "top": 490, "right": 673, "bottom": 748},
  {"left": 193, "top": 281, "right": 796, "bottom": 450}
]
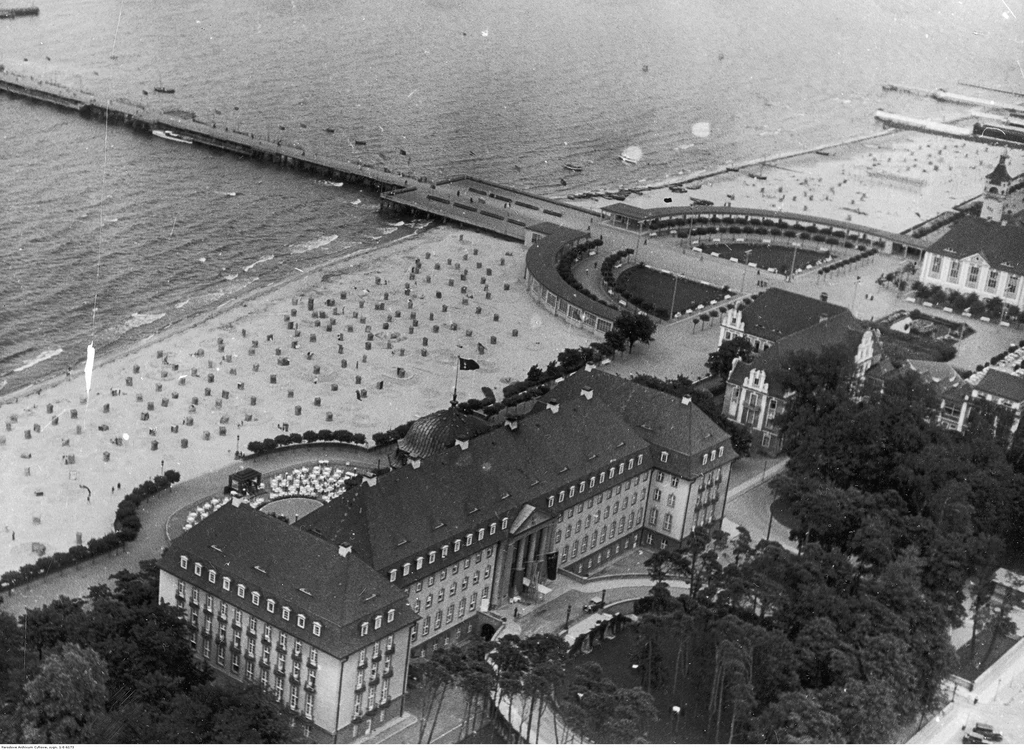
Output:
[{"left": 0, "top": 443, "right": 382, "bottom": 616}]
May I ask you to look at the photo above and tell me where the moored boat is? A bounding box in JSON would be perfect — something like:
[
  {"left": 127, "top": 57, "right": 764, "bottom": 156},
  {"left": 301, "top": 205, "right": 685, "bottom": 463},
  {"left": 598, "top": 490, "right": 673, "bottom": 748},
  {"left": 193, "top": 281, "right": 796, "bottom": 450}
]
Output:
[
  {"left": 153, "top": 86, "right": 175, "bottom": 94},
  {"left": 563, "top": 162, "right": 583, "bottom": 172},
  {"left": 152, "top": 129, "right": 193, "bottom": 144}
]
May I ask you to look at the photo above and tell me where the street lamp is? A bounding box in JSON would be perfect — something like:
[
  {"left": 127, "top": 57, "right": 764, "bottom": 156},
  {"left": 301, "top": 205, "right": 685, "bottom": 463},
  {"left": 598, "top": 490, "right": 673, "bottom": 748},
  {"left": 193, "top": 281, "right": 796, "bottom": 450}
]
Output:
[{"left": 851, "top": 275, "right": 862, "bottom": 315}]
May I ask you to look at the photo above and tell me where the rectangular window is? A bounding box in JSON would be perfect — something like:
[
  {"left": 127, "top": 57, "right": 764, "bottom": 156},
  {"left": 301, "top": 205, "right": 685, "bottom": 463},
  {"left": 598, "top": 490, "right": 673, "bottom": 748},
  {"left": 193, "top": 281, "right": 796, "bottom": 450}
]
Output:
[
  {"left": 628, "top": 459, "right": 634, "bottom": 470},
  {"left": 458, "top": 599, "right": 466, "bottom": 618},
  {"left": 446, "top": 605, "right": 455, "bottom": 624},
  {"left": 389, "top": 569, "right": 397, "bottom": 582},
  {"left": 402, "top": 563, "right": 411, "bottom": 576},
  {"left": 387, "top": 608, "right": 395, "bottom": 623},
  {"left": 429, "top": 551, "right": 436, "bottom": 564},
  {"left": 251, "top": 591, "right": 260, "bottom": 606},
  {"left": 569, "top": 486, "right": 575, "bottom": 498},
  {"left": 282, "top": 606, "right": 290, "bottom": 621},
  {"left": 180, "top": 555, "right": 188, "bottom": 570},
  {"left": 599, "top": 471, "right": 606, "bottom": 483},
  {"left": 312, "top": 622, "right": 321, "bottom": 637},
  {"left": 988, "top": 269, "right": 1000, "bottom": 291},
  {"left": 422, "top": 620, "right": 430, "bottom": 636},
  {"left": 416, "top": 556, "right": 424, "bottom": 570},
  {"left": 435, "top": 611, "right": 443, "bottom": 629},
  {"left": 297, "top": 614, "right": 306, "bottom": 629},
  {"left": 441, "top": 545, "right": 449, "bottom": 558},
  {"left": 489, "top": 522, "right": 497, "bottom": 534},
  {"left": 609, "top": 466, "right": 616, "bottom": 479},
  {"left": 930, "top": 255, "right": 942, "bottom": 276},
  {"left": 501, "top": 517, "right": 509, "bottom": 530},
  {"left": 948, "top": 259, "right": 961, "bottom": 283},
  {"left": 967, "top": 265, "right": 980, "bottom": 287},
  {"left": 208, "top": 569, "right": 217, "bottom": 584},
  {"left": 194, "top": 562, "right": 203, "bottom": 577},
  {"left": 637, "top": 454, "right": 643, "bottom": 465},
  {"left": 1007, "top": 275, "right": 1019, "bottom": 297},
  {"left": 267, "top": 599, "right": 275, "bottom": 615}
]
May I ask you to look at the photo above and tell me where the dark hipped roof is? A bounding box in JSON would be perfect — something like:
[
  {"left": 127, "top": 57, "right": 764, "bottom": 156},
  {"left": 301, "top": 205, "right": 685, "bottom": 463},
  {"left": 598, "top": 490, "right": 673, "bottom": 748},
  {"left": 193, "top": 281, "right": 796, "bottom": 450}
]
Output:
[
  {"left": 728, "top": 312, "right": 867, "bottom": 396},
  {"left": 928, "top": 215, "right": 1024, "bottom": 274},
  {"left": 733, "top": 288, "right": 848, "bottom": 342},
  {"left": 975, "top": 369, "right": 1024, "bottom": 403},
  {"left": 300, "top": 395, "right": 649, "bottom": 572},
  {"left": 397, "top": 405, "right": 492, "bottom": 459},
  {"left": 160, "top": 504, "right": 416, "bottom": 657},
  {"left": 904, "top": 359, "right": 969, "bottom": 399},
  {"left": 544, "top": 369, "right": 736, "bottom": 477}
]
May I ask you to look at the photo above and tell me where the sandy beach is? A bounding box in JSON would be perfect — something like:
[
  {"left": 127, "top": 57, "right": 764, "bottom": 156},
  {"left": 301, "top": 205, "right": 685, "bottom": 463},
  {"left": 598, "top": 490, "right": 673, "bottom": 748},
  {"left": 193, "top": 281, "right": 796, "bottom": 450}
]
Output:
[
  {"left": 0, "top": 226, "right": 592, "bottom": 573},
  {"left": 572, "top": 130, "right": 1004, "bottom": 234},
  {"left": 2, "top": 127, "right": 1016, "bottom": 576}
]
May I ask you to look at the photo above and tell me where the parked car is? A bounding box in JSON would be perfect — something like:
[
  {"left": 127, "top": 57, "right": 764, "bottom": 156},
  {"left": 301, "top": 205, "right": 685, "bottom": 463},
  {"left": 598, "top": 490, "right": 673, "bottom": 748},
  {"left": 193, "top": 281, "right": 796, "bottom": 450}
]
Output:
[
  {"left": 974, "top": 724, "right": 1003, "bottom": 742},
  {"left": 962, "top": 731, "right": 989, "bottom": 744}
]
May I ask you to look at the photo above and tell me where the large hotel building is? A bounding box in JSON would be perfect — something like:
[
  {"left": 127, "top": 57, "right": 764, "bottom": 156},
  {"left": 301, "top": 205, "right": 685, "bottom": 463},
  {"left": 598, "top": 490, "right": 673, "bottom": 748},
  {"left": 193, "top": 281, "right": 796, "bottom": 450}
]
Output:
[{"left": 158, "top": 367, "right": 735, "bottom": 741}]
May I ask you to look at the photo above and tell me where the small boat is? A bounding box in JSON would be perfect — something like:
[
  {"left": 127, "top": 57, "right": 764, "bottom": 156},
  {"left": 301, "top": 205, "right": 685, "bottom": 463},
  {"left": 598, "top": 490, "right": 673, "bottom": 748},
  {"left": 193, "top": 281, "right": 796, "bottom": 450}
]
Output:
[
  {"left": 619, "top": 154, "right": 638, "bottom": 165},
  {"left": 152, "top": 129, "right": 193, "bottom": 144},
  {"left": 691, "top": 197, "right": 714, "bottom": 206},
  {"left": 642, "top": 64, "right": 649, "bottom": 72},
  {"left": 354, "top": 140, "right": 367, "bottom": 146},
  {"left": 325, "top": 128, "right": 335, "bottom": 133},
  {"left": 668, "top": 185, "right": 688, "bottom": 193},
  {"left": 563, "top": 163, "right": 584, "bottom": 172},
  {"left": 153, "top": 86, "right": 175, "bottom": 94}
]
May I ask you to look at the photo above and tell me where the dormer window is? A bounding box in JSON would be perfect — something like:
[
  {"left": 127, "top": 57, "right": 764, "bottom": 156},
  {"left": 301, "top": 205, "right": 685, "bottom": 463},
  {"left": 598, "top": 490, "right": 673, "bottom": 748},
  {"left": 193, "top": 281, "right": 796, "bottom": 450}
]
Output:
[
  {"left": 180, "top": 555, "right": 188, "bottom": 570},
  {"left": 489, "top": 523, "right": 497, "bottom": 534},
  {"left": 312, "top": 621, "right": 322, "bottom": 637},
  {"left": 718, "top": 446, "right": 724, "bottom": 458},
  {"left": 208, "top": 569, "right": 216, "bottom": 584},
  {"left": 441, "top": 545, "right": 449, "bottom": 558},
  {"left": 478, "top": 529, "right": 485, "bottom": 542},
  {"left": 501, "top": 517, "right": 509, "bottom": 530},
  {"left": 429, "top": 551, "right": 436, "bottom": 564},
  {"left": 660, "top": 451, "right": 669, "bottom": 462},
  {"left": 389, "top": 569, "right": 397, "bottom": 582},
  {"left": 267, "top": 599, "right": 276, "bottom": 614},
  {"left": 374, "top": 615, "right": 382, "bottom": 630},
  {"left": 402, "top": 563, "right": 411, "bottom": 576},
  {"left": 222, "top": 576, "right": 231, "bottom": 591},
  {"left": 194, "top": 563, "right": 203, "bottom": 577},
  {"left": 548, "top": 495, "right": 555, "bottom": 508},
  {"left": 387, "top": 608, "right": 395, "bottom": 623},
  {"left": 360, "top": 622, "right": 369, "bottom": 637},
  {"left": 416, "top": 556, "right": 424, "bottom": 570},
  {"left": 637, "top": 454, "right": 643, "bottom": 465},
  {"left": 237, "top": 584, "right": 245, "bottom": 598},
  {"left": 252, "top": 591, "right": 260, "bottom": 606},
  {"left": 465, "top": 534, "right": 473, "bottom": 547},
  {"left": 282, "top": 606, "right": 291, "bottom": 621},
  {"left": 702, "top": 453, "right": 708, "bottom": 465},
  {"left": 297, "top": 614, "right": 306, "bottom": 628}
]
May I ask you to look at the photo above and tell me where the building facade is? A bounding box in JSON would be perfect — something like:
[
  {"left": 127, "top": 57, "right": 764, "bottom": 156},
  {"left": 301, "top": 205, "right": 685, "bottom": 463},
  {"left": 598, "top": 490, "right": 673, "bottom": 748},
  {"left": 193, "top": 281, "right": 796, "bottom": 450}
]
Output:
[
  {"left": 157, "top": 506, "right": 416, "bottom": 742},
  {"left": 718, "top": 287, "right": 847, "bottom": 352},
  {"left": 918, "top": 156, "right": 1024, "bottom": 311},
  {"left": 723, "top": 313, "right": 880, "bottom": 454},
  {"left": 299, "top": 369, "right": 736, "bottom": 657}
]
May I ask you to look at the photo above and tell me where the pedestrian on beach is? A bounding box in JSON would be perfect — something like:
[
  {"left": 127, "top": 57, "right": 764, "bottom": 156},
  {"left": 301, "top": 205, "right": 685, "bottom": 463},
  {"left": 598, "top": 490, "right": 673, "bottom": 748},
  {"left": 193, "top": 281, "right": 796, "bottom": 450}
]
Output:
[{"left": 514, "top": 607, "right": 519, "bottom": 620}]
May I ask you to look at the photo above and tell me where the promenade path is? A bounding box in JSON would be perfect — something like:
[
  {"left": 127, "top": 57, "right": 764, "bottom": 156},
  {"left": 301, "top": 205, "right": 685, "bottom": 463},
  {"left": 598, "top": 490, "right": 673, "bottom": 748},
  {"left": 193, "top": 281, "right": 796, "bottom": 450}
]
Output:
[{"left": 0, "top": 444, "right": 382, "bottom": 617}]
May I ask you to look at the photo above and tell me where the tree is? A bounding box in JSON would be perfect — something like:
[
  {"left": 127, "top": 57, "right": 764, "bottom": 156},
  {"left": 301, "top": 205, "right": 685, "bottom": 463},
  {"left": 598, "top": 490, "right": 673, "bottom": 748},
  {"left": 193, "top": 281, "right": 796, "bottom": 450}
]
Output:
[
  {"left": 748, "top": 690, "right": 843, "bottom": 743},
  {"left": 613, "top": 311, "right": 657, "bottom": 353},
  {"left": 21, "top": 595, "right": 85, "bottom": 660},
  {"left": 21, "top": 644, "right": 108, "bottom": 743},
  {"left": 706, "top": 336, "right": 753, "bottom": 380}
]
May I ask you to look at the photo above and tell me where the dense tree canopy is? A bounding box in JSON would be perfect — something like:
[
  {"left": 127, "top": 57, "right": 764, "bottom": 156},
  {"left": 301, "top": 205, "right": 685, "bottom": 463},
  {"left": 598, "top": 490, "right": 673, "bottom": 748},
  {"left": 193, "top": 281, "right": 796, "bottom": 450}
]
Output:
[{"left": 3, "top": 561, "right": 297, "bottom": 743}]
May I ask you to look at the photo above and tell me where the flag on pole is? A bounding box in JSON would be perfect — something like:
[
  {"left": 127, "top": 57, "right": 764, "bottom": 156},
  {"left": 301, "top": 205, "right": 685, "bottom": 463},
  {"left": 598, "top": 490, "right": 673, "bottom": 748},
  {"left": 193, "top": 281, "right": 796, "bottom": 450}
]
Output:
[{"left": 458, "top": 357, "right": 480, "bottom": 371}]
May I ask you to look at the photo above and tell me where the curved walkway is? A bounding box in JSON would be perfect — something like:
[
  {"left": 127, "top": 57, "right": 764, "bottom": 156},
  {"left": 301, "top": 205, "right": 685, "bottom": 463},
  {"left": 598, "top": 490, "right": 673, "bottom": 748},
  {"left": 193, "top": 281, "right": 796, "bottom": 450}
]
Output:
[{"left": 0, "top": 443, "right": 384, "bottom": 616}]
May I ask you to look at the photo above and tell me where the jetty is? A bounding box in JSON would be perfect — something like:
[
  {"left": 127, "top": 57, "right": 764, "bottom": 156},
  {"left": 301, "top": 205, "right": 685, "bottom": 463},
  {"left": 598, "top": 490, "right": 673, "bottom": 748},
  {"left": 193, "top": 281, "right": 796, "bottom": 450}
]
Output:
[{"left": 0, "top": 69, "right": 416, "bottom": 192}]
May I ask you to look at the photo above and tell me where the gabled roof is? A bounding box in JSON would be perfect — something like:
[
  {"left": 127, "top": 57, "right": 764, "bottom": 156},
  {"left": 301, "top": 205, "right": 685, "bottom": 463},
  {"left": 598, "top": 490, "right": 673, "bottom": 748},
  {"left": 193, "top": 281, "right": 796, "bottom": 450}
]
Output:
[
  {"left": 544, "top": 369, "right": 736, "bottom": 477},
  {"left": 159, "top": 504, "right": 416, "bottom": 658},
  {"left": 397, "top": 405, "right": 492, "bottom": 459},
  {"left": 728, "top": 312, "right": 868, "bottom": 396},
  {"left": 927, "top": 215, "right": 1024, "bottom": 274},
  {"left": 974, "top": 368, "right": 1024, "bottom": 403},
  {"left": 299, "top": 394, "right": 649, "bottom": 573},
  {"left": 730, "top": 288, "right": 848, "bottom": 343}
]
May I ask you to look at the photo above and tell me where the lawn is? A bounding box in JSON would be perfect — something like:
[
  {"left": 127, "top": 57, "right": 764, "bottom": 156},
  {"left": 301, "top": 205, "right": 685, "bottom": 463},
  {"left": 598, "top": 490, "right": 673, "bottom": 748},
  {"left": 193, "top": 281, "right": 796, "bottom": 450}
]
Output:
[
  {"left": 954, "top": 628, "right": 1020, "bottom": 682},
  {"left": 698, "top": 242, "right": 830, "bottom": 275},
  {"left": 617, "top": 265, "right": 730, "bottom": 317}
]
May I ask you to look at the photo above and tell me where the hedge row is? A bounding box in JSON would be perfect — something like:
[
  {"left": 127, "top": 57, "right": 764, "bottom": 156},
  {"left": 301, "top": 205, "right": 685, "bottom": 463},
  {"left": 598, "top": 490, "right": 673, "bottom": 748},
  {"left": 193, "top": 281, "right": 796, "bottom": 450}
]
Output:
[
  {"left": 911, "top": 281, "right": 1016, "bottom": 321},
  {"left": 554, "top": 238, "right": 606, "bottom": 307},
  {"left": 0, "top": 469, "right": 181, "bottom": 591},
  {"left": 247, "top": 429, "right": 367, "bottom": 456},
  {"left": 818, "top": 248, "right": 878, "bottom": 275}
]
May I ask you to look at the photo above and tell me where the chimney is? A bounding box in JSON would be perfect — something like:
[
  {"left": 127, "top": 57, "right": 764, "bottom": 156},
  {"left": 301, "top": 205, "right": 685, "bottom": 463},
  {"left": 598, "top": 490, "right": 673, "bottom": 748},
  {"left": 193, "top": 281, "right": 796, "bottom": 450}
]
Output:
[
  {"left": 456, "top": 438, "right": 469, "bottom": 450},
  {"left": 584, "top": 362, "right": 595, "bottom": 372},
  {"left": 410, "top": 457, "right": 421, "bottom": 469},
  {"left": 819, "top": 313, "right": 829, "bottom": 324},
  {"left": 338, "top": 544, "right": 351, "bottom": 558},
  {"left": 681, "top": 395, "right": 692, "bottom": 406},
  {"left": 581, "top": 387, "right": 594, "bottom": 400},
  {"left": 546, "top": 400, "right": 560, "bottom": 414},
  {"left": 363, "top": 475, "right": 377, "bottom": 487},
  {"left": 504, "top": 418, "right": 519, "bottom": 432}
]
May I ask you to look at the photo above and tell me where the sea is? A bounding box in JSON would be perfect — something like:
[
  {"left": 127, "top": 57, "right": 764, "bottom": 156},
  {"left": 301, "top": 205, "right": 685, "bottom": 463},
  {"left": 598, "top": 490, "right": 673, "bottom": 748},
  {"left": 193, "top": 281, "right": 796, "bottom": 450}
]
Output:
[{"left": 0, "top": 0, "right": 1020, "bottom": 394}]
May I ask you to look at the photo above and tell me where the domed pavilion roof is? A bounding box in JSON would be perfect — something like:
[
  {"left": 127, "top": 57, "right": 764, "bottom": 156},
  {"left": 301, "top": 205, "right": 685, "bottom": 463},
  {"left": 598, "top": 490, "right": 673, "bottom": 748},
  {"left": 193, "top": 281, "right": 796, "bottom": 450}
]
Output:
[{"left": 397, "top": 405, "right": 491, "bottom": 460}]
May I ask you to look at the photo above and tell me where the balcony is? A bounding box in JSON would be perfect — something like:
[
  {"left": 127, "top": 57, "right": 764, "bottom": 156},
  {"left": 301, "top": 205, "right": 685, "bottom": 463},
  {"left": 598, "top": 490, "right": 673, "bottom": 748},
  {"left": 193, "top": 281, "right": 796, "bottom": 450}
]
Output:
[
  {"left": 273, "top": 664, "right": 286, "bottom": 677},
  {"left": 292, "top": 647, "right": 303, "bottom": 660},
  {"left": 276, "top": 641, "right": 287, "bottom": 654},
  {"left": 383, "top": 666, "right": 394, "bottom": 679},
  {"left": 304, "top": 679, "right": 317, "bottom": 693},
  {"left": 260, "top": 655, "right": 270, "bottom": 667},
  {"left": 215, "top": 634, "right": 226, "bottom": 645},
  {"left": 357, "top": 658, "right": 367, "bottom": 670},
  {"left": 384, "top": 643, "right": 395, "bottom": 655},
  {"left": 369, "top": 675, "right": 380, "bottom": 687},
  {"left": 289, "top": 673, "right": 301, "bottom": 685},
  {"left": 217, "top": 610, "right": 228, "bottom": 622},
  {"left": 306, "top": 656, "right": 319, "bottom": 670},
  {"left": 175, "top": 590, "right": 186, "bottom": 601},
  {"left": 371, "top": 651, "right": 382, "bottom": 662},
  {"left": 231, "top": 619, "right": 242, "bottom": 630},
  {"left": 261, "top": 632, "right": 271, "bottom": 643},
  {"left": 230, "top": 642, "right": 242, "bottom": 654},
  {"left": 355, "top": 683, "right": 366, "bottom": 694}
]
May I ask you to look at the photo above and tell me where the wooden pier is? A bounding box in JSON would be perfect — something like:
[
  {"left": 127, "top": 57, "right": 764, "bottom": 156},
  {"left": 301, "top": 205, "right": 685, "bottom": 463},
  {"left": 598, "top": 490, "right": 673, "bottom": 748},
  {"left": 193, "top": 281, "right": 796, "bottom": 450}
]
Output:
[{"left": 0, "top": 68, "right": 606, "bottom": 240}]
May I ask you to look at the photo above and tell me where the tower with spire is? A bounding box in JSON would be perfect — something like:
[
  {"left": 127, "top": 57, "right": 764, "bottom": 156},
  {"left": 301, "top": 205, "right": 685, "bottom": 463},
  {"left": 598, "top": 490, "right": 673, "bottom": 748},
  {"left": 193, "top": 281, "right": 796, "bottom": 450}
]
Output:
[{"left": 981, "top": 153, "right": 1013, "bottom": 223}]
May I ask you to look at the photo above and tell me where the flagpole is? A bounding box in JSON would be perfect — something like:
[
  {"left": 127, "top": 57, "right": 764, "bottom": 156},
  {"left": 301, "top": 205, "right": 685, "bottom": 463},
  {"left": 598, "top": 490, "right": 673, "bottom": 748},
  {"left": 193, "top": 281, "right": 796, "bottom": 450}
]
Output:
[{"left": 453, "top": 358, "right": 460, "bottom": 406}]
